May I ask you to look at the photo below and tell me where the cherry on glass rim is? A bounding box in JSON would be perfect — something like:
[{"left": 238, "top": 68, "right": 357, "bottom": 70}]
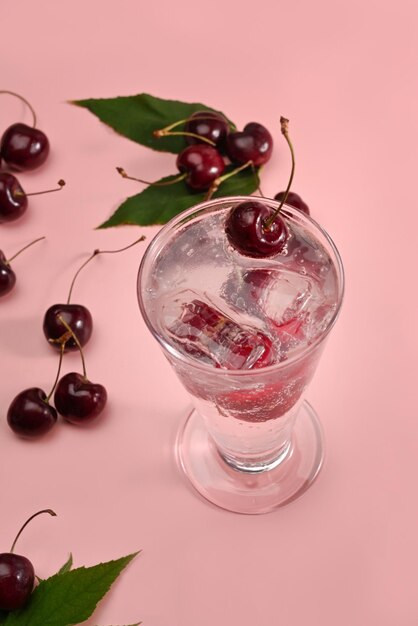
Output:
[{"left": 225, "top": 117, "right": 295, "bottom": 258}]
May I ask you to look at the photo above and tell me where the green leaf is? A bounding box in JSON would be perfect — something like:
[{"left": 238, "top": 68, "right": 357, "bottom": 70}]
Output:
[
  {"left": 56, "top": 554, "right": 73, "bottom": 576},
  {"left": 98, "top": 165, "right": 260, "bottom": 228},
  {"left": 71, "top": 93, "right": 233, "bottom": 154},
  {"left": 3, "top": 552, "right": 138, "bottom": 626}
]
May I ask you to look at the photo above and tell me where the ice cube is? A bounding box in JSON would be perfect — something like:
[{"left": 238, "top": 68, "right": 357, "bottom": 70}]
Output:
[{"left": 166, "top": 296, "right": 275, "bottom": 370}]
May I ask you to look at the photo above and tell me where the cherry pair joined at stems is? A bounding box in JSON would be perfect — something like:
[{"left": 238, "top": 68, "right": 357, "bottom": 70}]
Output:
[{"left": 8, "top": 314, "right": 107, "bottom": 438}]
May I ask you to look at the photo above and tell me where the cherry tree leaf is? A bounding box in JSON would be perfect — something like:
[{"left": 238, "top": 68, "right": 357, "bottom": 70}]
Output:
[
  {"left": 98, "top": 166, "right": 260, "bottom": 228},
  {"left": 71, "top": 93, "right": 233, "bottom": 154},
  {"left": 2, "top": 552, "right": 139, "bottom": 626}
]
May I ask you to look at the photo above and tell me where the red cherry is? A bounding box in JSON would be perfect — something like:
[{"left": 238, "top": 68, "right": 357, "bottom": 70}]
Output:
[
  {"left": 43, "top": 304, "right": 93, "bottom": 351},
  {"left": 225, "top": 201, "right": 288, "bottom": 258},
  {"left": 176, "top": 144, "right": 225, "bottom": 191},
  {"left": 0, "top": 173, "right": 28, "bottom": 222},
  {"left": 54, "top": 372, "right": 107, "bottom": 424},
  {"left": 185, "top": 111, "right": 229, "bottom": 149},
  {"left": 7, "top": 388, "right": 57, "bottom": 438},
  {"left": 226, "top": 122, "right": 273, "bottom": 166},
  {"left": 1, "top": 123, "right": 49, "bottom": 171}
]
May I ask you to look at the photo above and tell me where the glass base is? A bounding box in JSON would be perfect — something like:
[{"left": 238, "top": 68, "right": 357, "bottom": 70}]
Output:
[{"left": 176, "top": 400, "right": 324, "bottom": 514}]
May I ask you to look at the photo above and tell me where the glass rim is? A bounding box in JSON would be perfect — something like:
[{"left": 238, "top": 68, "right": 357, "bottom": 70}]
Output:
[{"left": 137, "top": 195, "right": 345, "bottom": 377}]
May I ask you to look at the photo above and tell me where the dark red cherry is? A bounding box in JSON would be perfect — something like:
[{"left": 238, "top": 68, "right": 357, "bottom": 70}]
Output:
[
  {"left": 7, "top": 388, "right": 57, "bottom": 438},
  {"left": 185, "top": 111, "right": 229, "bottom": 149},
  {"left": 1, "top": 123, "right": 49, "bottom": 171},
  {"left": 226, "top": 122, "right": 273, "bottom": 166},
  {"left": 0, "top": 173, "right": 28, "bottom": 222},
  {"left": 0, "top": 508, "right": 56, "bottom": 611},
  {"left": 0, "top": 553, "right": 34, "bottom": 610},
  {"left": 225, "top": 201, "right": 288, "bottom": 258},
  {"left": 176, "top": 144, "right": 225, "bottom": 191},
  {"left": 0, "top": 251, "right": 16, "bottom": 297},
  {"left": 274, "top": 191, "right": 310, "bottom": 215},
  {"left": 43, "top": 304, "right": 93, "bottom": 351},
  {"left": 54, "top": 372, "right": 107, "bottom": 424}
]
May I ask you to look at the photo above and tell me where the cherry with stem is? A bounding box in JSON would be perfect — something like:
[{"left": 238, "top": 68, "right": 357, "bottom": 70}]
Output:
[
  {"left": 54, "top": 316, "right": 108, "bottom": 424},
  {"left": 43, "top": 235, "right": 146, "bottom": 351},
  {"left": 153, "top": 111, "right": 232, "bottom": 148},
  {"left": 118, "top": 141, "right": 226, "bottom": 193},
  {"left": 7, "top": 344, "right": 64, "bottom": 438},
  {"left": 0, "top": 236, "right": 45, "bottom": 298},
  {"left": 0, "top": 509, "right": 56, "bottom": 611},
  {"left": 0, "top": 91, "right": 50, "bottom": 171},
  {"left": 0, "top": 175, "right": 65, "bottom": 223},
  {"left": 225, "top": 117, "right": 295, "bottom": 258}
]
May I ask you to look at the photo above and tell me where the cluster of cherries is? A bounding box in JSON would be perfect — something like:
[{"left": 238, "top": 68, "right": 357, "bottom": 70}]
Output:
[
  {"left": 0, "top": 509, "right": 56, "bottom": 611},
  {"left": 120, "top": 110, "right": 310, "bottom": 260},
  {"left": 166, "top": 112, "right": 273, "bottom": 194},
  {"left": 118, "top": 110, "right": 276, "bottom": 197},
  {"left": 6, "top": 236, "right": 145, "bottom": 438},
  {"left": 0, "top": 91, "right": 64, "bottom": 224}
]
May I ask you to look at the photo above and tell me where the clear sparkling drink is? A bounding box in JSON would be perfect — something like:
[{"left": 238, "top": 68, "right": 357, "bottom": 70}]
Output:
[{"left": 139, "top": 197, "right": 342, "bottom": 473}]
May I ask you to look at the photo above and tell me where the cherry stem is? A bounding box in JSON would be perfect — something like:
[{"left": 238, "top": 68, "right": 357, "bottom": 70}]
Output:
[
  {"left": 116, "top": 167, "right": 186, "bottom": 186},
  {"left": 154, "top": 111, "right": 232, "bottom": 136},
  {"left": 6, "top": 236, "right": 45, "bottom": 264},
  {"left": 205, "top": 160, "right": 253, "bottom": 200},
  {"left": 46, "top": 343, "right": 65, "bottom": 402},
  {"left": 10, "top": 509, "right": 57, "bottom": 554},
  {"left": 155, "top": 130, "right": 216, "bottom": 146},
  {"left": 14, "top": 180, "right": 66, "bottom": 198},
  {"left": 0, "top": 90, "right": 37, "bottom": 127},
  {"left": 66, "top": 235, "right": 146, "bottom": 304},
  {"left": 264, "top": 117, "right": 295, "bottom": 230},
  {"left": 58, "top": 316, "right": 88, "bottom": 379}
]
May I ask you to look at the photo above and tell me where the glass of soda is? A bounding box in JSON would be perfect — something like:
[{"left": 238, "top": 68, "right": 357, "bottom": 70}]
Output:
[{"left": 137, "top": 196, "right": 344, "bottom": 514}]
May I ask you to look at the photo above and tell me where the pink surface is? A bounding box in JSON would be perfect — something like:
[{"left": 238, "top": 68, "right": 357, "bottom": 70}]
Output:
[{"left": 1, "top": 1, "right": 417, "bottom": 624}]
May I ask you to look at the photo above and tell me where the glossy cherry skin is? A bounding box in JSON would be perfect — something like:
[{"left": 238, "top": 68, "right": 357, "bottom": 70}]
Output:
[
  {"left": 7, "top": 388, "right": 57, "bottom": 438},
  {"left": 225, "top": 201, "right": 288, "bottom": 258},
  {"left": 0, "top": 251, "right": 16, "bottom": 298},
  {"left": 274, "top": 191, "right": 310, "bottom": 215},
  {"left": 54, "top": 372, "right": 107, "bottom": 424},
  {"left": 43, "top": 304, "right": 93, "bottom": 351},
  {"left": 0, "top": 553, "right": 35, "bottom": 611},
  {"left": 226, "top": 122, "right": 273, "bottom": 166},
  {"left": 185, "top": 111, "right": 229, "bottom": 149},
  {"left": 0, "top": 173, "right": 28, "bottom": 223},
  {"left": 176, "top": 144, "right": 225, "bottom": 191},
  {"left": 0, "top": 123, "right": 49, "bottom": 171}
]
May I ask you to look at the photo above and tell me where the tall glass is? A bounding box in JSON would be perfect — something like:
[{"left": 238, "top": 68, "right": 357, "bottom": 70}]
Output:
[{"left": 137, "top": 196, "right": 344, "bottom": 514}]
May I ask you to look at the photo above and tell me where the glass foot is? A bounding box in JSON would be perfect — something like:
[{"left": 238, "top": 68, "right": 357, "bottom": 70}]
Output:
[{"left": 176, "top": 400, "right": 324, "bottom": 514}]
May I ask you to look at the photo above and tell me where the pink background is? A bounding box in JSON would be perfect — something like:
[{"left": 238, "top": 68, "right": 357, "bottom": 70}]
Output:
[{"left": 1, "top": 1, "right": 418, "bottom": 624}]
